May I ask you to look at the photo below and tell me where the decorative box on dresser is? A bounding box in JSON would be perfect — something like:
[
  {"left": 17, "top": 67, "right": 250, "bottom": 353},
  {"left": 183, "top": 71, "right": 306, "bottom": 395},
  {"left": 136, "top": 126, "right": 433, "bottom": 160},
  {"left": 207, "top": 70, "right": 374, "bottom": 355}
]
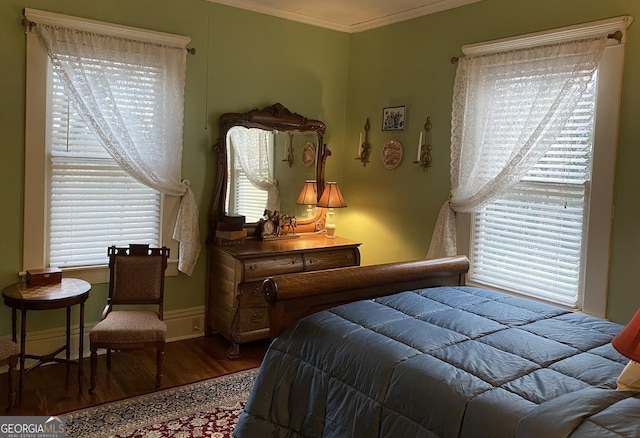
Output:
[{"left": 207, "top": 234, "right": 361, "bottom": 359}]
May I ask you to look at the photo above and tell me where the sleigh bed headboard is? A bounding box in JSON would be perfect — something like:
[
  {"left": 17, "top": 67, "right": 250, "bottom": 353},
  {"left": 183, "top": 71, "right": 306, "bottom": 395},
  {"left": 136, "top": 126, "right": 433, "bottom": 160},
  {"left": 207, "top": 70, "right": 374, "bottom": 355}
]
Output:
[{"left": 262, "top": 255, "right": 469, "bottom": 337}]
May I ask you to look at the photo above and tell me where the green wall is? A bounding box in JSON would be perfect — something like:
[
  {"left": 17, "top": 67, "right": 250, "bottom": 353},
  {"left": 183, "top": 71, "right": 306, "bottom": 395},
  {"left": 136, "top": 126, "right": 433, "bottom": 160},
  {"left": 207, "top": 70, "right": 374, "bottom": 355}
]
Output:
[
  {"left": 340, "top": 0, "right": 640, "bottom": 324},
  {"left": 0, "top": 0, "right": 638, "bottom": 335},
  {"left": 0, "top": 0, "right": 350, "bottom": 334}
]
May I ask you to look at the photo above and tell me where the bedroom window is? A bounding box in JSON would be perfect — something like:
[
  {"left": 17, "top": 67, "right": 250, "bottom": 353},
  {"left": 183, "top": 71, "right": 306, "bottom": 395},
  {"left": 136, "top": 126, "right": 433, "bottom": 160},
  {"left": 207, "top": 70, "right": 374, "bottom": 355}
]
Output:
[
  {"left": 470, "top": 78, "right": 597, "bottom": 307},
  {"left": 467, "top": 39, "right": 626, "bottom": 316},
  {"left": 429, "top": 17, "right": 631, "bottom": 317},
  {"left": 47, "top": 63, "right": 162, "bottom": 268},
  {"left": 23, "top": 9, "right": 195, "bottom": 281}
]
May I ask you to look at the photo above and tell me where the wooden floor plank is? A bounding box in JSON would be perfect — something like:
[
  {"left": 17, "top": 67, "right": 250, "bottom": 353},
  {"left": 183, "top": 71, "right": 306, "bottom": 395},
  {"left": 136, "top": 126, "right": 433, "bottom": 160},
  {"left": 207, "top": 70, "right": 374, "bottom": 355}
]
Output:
[{"left": 0, "top": 335, "right": 268, "bottom": 415}]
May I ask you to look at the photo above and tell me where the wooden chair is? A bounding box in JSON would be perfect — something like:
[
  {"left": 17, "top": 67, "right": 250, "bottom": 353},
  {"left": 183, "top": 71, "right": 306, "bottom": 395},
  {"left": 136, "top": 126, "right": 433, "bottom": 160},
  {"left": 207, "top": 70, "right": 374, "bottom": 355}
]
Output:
[
  {"left": 89, "top": 244, "right": 169, "bottom": 392},
  {"left": 0, "top": 339, "right": 19, "bottom": 409}
]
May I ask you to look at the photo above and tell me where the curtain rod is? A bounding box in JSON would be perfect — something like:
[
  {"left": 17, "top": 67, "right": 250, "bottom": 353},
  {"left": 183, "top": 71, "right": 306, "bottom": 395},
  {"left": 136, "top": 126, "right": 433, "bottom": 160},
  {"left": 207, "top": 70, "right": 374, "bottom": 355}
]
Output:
[
  {"left": 450, "top": 30, "right": 623, "bottom": 64},
  {"left": 22, "top": 18, "right": 196, "bottom": 55}
]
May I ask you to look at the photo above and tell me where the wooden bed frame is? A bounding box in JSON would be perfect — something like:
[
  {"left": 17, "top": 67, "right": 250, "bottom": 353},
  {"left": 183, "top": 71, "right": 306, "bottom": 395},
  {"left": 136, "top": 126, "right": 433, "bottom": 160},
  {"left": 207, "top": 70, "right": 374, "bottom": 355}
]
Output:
[{"left": 262, "top": 255, "right": 470, "bottom": 337}]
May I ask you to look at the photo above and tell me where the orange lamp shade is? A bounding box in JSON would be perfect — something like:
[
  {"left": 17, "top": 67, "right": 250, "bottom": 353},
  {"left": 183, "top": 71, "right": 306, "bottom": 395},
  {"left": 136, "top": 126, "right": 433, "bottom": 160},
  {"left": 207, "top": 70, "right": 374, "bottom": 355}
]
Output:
[
  {"left": 317, "top": 182, "right": 347, "bottom": 209},
  {"left": 296, "top": 180, "right": 318, "bottom": 205},
  {"left": 612, "top": 308, "right": 640, "bottom": 362}
]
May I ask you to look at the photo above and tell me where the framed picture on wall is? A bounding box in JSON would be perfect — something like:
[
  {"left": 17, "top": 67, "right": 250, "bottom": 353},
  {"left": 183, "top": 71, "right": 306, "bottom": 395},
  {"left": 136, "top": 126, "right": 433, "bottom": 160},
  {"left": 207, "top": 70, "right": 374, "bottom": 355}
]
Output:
[{"left": 382, "top": 106, "right": 405, "bottom": 131}]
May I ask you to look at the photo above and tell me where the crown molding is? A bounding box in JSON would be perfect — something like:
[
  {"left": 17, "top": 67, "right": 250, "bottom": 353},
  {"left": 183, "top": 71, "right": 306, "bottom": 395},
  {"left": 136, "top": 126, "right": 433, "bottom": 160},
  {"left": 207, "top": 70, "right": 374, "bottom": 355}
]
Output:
[
  {"left": 208, "top": 0, "right": 351, "bottom": 32},
  {"left": 208, "top": 0, "right": 483, "bottom": 34},
  {"left": 350, "top": 0, "right": 483, "bottom": 33}
]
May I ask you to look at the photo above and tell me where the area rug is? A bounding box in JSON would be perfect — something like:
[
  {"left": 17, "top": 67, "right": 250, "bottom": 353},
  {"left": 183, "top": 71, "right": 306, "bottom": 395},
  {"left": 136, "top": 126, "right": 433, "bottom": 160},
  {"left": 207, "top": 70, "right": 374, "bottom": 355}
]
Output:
[{"left": 65, "top": 368, "right": 259, "bottom": 438}]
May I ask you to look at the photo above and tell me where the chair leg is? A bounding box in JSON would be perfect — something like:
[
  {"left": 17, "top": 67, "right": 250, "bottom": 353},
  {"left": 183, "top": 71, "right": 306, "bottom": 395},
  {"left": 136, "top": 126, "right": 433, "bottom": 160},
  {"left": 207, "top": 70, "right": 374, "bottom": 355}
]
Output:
[
  {"left": 155, "top": 342, "right": 165, "bottom": 389},
  {"left": 89, "top": 346, "right": 98, "bottom": 392},
  {"left": 106, "top": 349, "right": 111, "bottom": 369},
  {"left": 7, "top": 354, "right": 18, "bottom": 409}
]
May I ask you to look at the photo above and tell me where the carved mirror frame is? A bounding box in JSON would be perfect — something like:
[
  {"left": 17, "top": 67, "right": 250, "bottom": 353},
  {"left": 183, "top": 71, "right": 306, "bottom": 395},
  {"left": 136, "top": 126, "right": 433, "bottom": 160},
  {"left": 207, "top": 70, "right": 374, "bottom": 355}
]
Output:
[{"left": 209, "top": 103, "right": 329, "bottom": 241}]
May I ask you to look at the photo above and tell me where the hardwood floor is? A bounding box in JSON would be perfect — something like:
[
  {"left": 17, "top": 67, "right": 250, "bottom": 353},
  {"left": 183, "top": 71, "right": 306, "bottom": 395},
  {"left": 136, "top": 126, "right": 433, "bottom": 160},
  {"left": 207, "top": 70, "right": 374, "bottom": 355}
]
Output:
[{"left": 0, "top": 335, "right": 269, "bottom": 416}]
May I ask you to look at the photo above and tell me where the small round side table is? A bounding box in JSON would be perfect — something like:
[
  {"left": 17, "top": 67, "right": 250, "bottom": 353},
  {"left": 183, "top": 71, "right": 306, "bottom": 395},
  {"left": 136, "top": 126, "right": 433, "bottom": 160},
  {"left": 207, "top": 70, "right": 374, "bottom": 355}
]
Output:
[{"left": 2, "top": 278, "right": 91, "bottom": 403}]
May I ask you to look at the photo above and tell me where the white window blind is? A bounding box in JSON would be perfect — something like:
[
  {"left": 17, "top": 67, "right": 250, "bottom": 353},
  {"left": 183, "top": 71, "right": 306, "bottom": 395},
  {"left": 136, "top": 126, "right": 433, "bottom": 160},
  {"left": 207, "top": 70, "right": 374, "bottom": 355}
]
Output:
[
  {"left": 225, "top": 129, "right": 273, "bottom": 223},
  {"left": 48, "top": 69, "right": 160, "bottom": 268},
  {"left": 226, "top": 160, "right": 269, "bottom": 223},
  {"left": 470, "top": 77, "right": 596, "bottom": 306},
  {"left": 233, "top": 168, "right": 269, "bottom": 222}
]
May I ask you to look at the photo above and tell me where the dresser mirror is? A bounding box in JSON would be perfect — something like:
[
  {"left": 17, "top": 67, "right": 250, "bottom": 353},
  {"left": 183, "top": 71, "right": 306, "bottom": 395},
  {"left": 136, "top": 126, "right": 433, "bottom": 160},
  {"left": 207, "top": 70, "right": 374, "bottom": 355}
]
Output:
[{"left": 210, "top": 103, "right": 329, "bottom": 240}]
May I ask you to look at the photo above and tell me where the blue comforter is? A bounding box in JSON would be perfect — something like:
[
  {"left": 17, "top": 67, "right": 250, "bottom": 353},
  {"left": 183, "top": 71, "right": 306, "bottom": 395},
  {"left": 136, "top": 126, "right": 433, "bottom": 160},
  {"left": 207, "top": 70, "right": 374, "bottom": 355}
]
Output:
[{"left": 234, "top": 286, "right": 640, "bottom": 437}]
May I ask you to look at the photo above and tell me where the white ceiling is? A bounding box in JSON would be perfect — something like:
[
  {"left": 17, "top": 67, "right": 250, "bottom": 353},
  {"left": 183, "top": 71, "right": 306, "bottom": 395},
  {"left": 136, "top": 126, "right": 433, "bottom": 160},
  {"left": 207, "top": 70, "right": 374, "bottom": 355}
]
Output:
[{"left": 208, "top": 0, "right": 483, "bottom": 33}]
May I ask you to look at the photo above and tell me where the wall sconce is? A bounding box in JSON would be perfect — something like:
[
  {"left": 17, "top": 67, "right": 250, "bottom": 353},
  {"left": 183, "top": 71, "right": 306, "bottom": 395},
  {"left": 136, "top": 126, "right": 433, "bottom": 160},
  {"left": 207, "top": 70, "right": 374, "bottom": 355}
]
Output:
[
  {"left": 414, "top": 116, "right": 433, "bottom": 172},
  {"left": 296, "top": 180, "right": 317, "bottom": 218},
  {"left": 317, "top": 182, "right": 347, "bottom": 238},
  {"left": 355, "top": 118, "right": 371, "bottom": 167},
  {"left": 282, "top": 132, "right": 294, "bottom": 167}
]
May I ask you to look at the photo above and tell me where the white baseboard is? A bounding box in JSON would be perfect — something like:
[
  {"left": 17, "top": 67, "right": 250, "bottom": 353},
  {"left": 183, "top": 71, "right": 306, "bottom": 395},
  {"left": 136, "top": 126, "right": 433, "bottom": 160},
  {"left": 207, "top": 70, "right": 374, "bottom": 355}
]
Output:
[{"left": 0, "top": 305, "right": 206, "bottom": 369}]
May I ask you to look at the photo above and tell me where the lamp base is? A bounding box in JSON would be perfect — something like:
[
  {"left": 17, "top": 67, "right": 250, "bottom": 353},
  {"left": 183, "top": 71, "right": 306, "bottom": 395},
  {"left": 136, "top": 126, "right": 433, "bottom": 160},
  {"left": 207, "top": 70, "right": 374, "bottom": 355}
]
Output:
[
  {"left": 325, "top": 209, "right": 336, "bottom": 238},
  {"left": 617, "top": 360, "right": 640, "bottom": 391},
  {"left": 325, "top": 224, "right": 336, "bottom": 238}
]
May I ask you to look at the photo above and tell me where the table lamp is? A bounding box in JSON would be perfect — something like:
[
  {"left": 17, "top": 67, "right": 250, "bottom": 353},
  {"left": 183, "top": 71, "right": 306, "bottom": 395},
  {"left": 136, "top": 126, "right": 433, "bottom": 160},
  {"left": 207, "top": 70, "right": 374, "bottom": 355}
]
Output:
[
  {"left": 317, "top": 182, "right": 347, "bottom": 238},
  {"left": 612, "top": 307, "right": 640, "bottom": 391},
  {"left": 296, "top": 180, "right": 318, "bottom": 218}
]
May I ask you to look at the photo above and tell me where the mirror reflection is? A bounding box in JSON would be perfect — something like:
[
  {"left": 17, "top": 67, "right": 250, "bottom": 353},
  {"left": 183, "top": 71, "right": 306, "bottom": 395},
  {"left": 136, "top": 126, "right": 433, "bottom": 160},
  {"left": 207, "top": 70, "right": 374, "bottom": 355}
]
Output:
[
  {"left": 209, "top": 103, "right": 329, "bottom": 240},
  {"left": 226, "top": 127, "right": 317, "bottom": 222}
]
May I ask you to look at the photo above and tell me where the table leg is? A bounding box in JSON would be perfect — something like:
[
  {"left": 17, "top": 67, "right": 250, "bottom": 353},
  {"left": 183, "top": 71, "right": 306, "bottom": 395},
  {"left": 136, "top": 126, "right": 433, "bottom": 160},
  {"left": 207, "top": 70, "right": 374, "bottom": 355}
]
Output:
[
  {"left": 78, "top": 302, "right": 85, "bottom": 385},
  {"left": 19, "top": 309, "right": 27, "bottom": 404},
  {"left": 66, "top": 306, "right": 71, "bottom": 365},
  {"left": 11, "top": 308, "right": 16, "bottom": 343}
]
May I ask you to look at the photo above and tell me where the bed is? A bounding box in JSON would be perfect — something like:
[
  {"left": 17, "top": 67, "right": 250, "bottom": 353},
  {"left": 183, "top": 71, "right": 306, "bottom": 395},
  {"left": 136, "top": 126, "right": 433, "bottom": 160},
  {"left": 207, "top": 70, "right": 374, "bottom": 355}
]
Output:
[{"left": 233, "top": 256, "right": 640, "bottom": 437}]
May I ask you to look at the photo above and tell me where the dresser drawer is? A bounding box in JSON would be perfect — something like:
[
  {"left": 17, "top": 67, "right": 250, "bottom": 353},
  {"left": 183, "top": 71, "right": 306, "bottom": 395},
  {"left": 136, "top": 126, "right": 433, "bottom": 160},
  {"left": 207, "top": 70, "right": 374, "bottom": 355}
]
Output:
[
  {"left": 207, "top": 236, "right": 361, "bottom": 359},
  {"left": 304, "top": 248, "right": 360, "bottom": 271},
  {"left": 238, "top": 306, "right": 269, "bottom": 332},
  {"left": 239, "top": 281, "right": 267, "bottom": 306},
  {"left": 244, "top": 254, "right": 304, "bottom": 279}
]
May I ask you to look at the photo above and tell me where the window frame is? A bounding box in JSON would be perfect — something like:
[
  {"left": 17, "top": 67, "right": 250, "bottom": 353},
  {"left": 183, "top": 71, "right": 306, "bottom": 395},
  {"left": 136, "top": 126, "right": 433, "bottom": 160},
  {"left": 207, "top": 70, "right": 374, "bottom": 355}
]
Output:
[
  {"left": 456, "top": 17, "right": 631, "bottom": 318},
  {"left": 23, "top": 9, "right": 183, "bottom": 283}
]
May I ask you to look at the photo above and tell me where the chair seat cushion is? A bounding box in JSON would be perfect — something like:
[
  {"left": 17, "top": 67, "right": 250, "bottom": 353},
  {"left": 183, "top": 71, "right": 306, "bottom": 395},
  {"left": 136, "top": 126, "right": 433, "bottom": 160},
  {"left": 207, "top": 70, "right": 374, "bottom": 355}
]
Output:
[
  {"left": 90, "top": 310, "right": 167, "bottom": 344},
  {"left": 0, "top": 339, "right": 19, "bottom": 361}
]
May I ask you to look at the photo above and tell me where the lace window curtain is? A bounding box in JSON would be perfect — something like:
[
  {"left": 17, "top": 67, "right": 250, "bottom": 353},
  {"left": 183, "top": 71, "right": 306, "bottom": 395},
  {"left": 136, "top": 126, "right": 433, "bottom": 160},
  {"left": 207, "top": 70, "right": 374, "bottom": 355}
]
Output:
[
  {"left": 227, "top": 127, "right": 280, "bottom": 212},
  {"left": 35, "top": 24, "right": 200, "bottom": 276},
  {"left": 427, "top": 37, "right": 607, "bottom": 259}
]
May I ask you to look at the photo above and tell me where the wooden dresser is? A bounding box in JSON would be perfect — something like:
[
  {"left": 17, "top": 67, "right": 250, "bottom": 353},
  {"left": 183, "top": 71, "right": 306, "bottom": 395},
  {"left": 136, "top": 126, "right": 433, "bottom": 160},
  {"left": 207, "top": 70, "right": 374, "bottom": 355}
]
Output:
[{"left": 207, "top": 234, "right": 361, "bottom": 358}]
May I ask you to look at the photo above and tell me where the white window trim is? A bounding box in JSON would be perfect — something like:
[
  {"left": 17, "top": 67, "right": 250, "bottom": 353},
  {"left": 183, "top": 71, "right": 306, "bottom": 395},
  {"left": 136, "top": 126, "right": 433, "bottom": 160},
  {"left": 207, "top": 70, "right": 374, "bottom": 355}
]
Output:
[
  {"left": 24, "top": 8, "right": 190, "bottom": 47},
  {"left": 457, "top": 16, "right": 632, "bottom": 319},
  {"left": 461, "top": 16, "right": 633, "bottom": 55},
  {"left": 23, "top": 9, "right": 184, "bottom": 283}
]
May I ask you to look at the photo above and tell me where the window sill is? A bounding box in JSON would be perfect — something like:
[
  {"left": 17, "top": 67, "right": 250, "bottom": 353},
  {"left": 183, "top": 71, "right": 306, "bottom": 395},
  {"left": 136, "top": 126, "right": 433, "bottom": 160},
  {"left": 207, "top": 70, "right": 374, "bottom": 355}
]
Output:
[{"left": 19, "top": 259, "right": 180, "bottom": 285}]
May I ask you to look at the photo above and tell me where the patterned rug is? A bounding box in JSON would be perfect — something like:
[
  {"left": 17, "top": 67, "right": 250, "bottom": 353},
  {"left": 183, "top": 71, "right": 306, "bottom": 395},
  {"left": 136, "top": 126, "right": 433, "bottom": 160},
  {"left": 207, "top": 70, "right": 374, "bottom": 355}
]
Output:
[{"left": 65, "top": 368, "right": 259, "bottom": 438}]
